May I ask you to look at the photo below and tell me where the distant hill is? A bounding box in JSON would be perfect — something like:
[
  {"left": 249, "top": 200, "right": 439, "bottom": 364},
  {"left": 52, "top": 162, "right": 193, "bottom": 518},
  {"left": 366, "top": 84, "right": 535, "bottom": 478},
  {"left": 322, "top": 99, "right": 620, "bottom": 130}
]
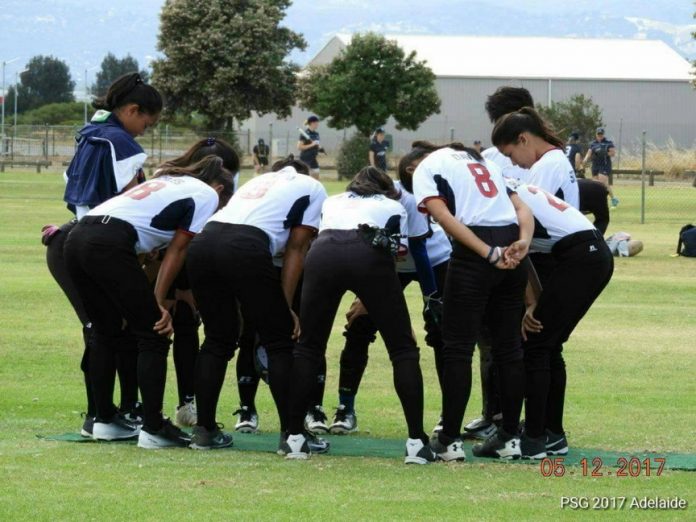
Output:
[{"left": 1, "top": 0, "right": 693, "bottom": 97}]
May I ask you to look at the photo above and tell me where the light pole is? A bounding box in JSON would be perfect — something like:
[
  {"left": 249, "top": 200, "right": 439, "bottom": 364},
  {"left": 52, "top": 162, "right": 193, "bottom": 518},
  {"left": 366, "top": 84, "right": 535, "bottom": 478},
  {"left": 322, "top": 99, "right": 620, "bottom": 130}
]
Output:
[
  {"left": 84, "top": 65, "right": 98, "bottom": 124},
  {"left": 1, "top": 57, "right": 20, "bottom": 154},
  {"left": 13, "top": 69, "right": 27, "bottom": 144}
]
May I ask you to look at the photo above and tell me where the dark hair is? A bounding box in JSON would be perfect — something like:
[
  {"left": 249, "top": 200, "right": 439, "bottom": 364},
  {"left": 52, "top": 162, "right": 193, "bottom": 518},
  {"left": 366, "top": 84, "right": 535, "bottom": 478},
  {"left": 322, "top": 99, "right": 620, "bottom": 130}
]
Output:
[
  {"left": 485, "top": 86, "right": 534, "bottom": 123},
  {"left": 491, "top": 107, "right": 565, "bottom": 149},
  {"left": 346, "top": 166, "right": 399, "bottom": 199},
  {"left": 161, "top": 137, "right": 240, "bottom": 174},
  {"left": 155, "top": 155, "right": 234, "bottom": 207},
  {"left": 271, "top": 154, "right": 310, "bottom": 175},
  {"left": 397, "top": 141, "right": 480, "bottom": 193},
  {"left": 93, "top": 73, "right": 163, "bottom": 115}
]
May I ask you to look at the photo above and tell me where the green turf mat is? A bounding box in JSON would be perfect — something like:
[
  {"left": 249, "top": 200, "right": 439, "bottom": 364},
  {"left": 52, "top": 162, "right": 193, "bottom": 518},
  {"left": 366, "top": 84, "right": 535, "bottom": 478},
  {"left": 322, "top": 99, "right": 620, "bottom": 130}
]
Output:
[{"left": 36, "top": 432, "right": 696, "bottom": 470}]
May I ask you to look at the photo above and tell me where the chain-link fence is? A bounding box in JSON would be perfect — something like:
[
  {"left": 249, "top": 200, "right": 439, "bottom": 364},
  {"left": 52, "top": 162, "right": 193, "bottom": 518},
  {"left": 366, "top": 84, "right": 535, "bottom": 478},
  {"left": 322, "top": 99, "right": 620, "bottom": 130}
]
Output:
[{"left": 1, "top": 124, "right": 694, "bottom": 225}]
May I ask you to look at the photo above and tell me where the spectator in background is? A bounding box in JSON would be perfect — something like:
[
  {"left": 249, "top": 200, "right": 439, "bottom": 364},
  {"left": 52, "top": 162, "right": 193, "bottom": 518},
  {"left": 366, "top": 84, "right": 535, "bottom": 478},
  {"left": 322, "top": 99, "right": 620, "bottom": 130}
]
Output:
[
  {"left": 565, "top": 132, "right": 584, "bottom": 178},
  {"left": 298, "top": 115, "right": 322, "bottom": 180},
  {"left": 472, "top": 140, "right": 485, "bottom": 154},
  {"left": 369, "top": 128, "right": 389, "bottom": 172},
  {"left": 252, "top": 138, "right": 270, "bottom": 175},
  {"left": 583, "top": 127, "right": 619, "bottom": 207}
]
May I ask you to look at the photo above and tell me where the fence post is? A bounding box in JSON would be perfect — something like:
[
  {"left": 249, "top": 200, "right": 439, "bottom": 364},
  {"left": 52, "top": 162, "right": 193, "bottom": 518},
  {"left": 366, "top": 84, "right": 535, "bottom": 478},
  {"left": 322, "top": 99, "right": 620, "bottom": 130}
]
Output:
[
  {"left": 44, "top": 124, "right": 49, "bottom": 161},
  {"left": 617, "top": 118, "right": 623, "bottom": 169},
  {"left": 450, "top": 127, "right": 455, "bottom": 142},
  {"left": 640, "top": 130, "right": 646, "bottom": 225},
  {"left": 269, "top": 123, "right": 273, "bottom": 160}
]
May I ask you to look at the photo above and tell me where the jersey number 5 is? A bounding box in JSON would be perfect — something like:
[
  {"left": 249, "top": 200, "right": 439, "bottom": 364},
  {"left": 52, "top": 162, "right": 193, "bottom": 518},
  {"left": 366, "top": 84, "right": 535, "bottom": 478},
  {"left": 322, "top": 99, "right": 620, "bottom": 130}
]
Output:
[
  {"left": 467, "top": 164, "right": 498, "bottom": 198},
  {"left": 527, "top": 186, "right": 569, "bottom": 212},
  {"left": 124, "top": 180, "right": 166, "bottom": 200}
]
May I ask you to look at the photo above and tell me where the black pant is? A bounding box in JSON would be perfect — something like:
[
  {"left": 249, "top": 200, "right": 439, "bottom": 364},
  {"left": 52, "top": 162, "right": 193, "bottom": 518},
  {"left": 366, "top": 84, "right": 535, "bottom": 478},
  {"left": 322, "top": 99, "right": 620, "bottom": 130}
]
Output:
[
  {"left": 441, "top": 225, "right": 527, "bottom": 439},
  {"left": 47, "top": 219, "right": 139, "bottom": 416},
  {"left": 523, "top": 230, "right": 614, "bottom": 438},
  {"left": 290, "top": 230, "right": 425, "bottom": 440},
  {"left": 338, "top": 261, "right": 448, "bottom": 409},
  {"left": 187, "top": 223, "right": 295, "bottom": 431},
  {"left": 64, "top": 217, "right": 170, "bottom": 430}
]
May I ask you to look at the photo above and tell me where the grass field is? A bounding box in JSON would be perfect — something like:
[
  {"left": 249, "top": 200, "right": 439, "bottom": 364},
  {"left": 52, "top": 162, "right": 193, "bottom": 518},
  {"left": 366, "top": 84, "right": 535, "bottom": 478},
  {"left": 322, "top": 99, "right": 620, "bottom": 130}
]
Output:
[{"left": 1, "top": 170, "right": 695, "bottom": 521}]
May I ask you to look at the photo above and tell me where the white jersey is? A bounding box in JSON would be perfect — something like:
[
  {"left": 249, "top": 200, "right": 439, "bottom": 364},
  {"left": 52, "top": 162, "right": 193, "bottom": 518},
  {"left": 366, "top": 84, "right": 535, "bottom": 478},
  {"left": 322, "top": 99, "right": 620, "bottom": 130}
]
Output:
[
  {"left": 513, "top": 183, "right": 594, "bottom": 253},
  {"left": 394, "top": 180, "right": 451, "bottom": 272},
  {"left": 209, "top": 167, "right": 327, "bottom": 256},
  {"left": 320, "top": 192, "right": 408, "bottom": 242},
  {"left": 413, "top": 147, "right": 518, "bottom": 227},
  {"left": 482, "top": 147, "right": 528, "bottom": 182},
  {"left": 87, "top": 175, "right": 219, "bottom": 254},
  {"left": 527, "top": 149, "right": 579, "bottom": 209}
]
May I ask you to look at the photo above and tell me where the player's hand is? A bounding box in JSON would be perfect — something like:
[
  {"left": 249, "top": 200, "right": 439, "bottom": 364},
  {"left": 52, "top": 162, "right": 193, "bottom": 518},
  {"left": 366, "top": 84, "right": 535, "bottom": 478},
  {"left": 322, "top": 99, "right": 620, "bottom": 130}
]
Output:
[
  {"left": 154, "top": 305, "right": 173, "bottom": 337},
  {"left": 521, "top": 303, "right": 543, "bottom": 341},
  {"left": 41, "top": 224, "right": 60, "bottom": 246},
  {"left": 313, "top": 140, "right": 321, "bottom": 148},
  {"left": 345, "top": 298, "right": 368, "bottom": 328},
  {"left": 492, "top": 246, "right": 518, "bottom": 270},
  {"left": 290, "top": 309, "right": 301, "bottom": 341},
  {"left": 505, "top": 239, "right": 529, "bottom": 265}
]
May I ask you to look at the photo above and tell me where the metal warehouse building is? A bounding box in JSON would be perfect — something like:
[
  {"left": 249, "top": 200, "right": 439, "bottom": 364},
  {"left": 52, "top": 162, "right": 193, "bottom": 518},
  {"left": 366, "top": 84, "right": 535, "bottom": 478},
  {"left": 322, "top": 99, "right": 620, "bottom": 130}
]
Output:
[{"left": 242, "top": 34, "right": 696, "bottom": 154}]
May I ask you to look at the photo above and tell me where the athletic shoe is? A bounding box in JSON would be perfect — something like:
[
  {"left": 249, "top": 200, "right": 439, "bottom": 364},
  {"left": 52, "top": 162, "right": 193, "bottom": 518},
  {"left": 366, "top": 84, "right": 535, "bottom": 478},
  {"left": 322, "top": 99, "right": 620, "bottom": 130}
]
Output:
[
  {"left": 431, "top": 415, "right": 443, "bottom": 434},
  {"left": 121, "top": 402, "right": 143, "bottom": 424},
  {"left": 92, "top": 413, "right": 140, "bottom": 441},
  {"left": 279, "top": 433, "right": 311, "bottom": 460},
  {"left": 545, "top": 430, "right": 569, "bottom": 455},
  {"left": 277, "top": 431, "right": 330, "bottom": 456},
  {"left": 521, "top": 433, "right": 547, "bottom": 460},
  {"left": 430, "top": 434, "right": 467, "bottom": 462},
  {"left": 174, "top": 401, "right": 197, "bottom": 428},
  {"left": 304, "top": 405, "right": 329, "bottom": 434},
  {"left": 404, "top": 438, "right": 436, "bottom": 465},
  {"left": 611, "top": 197, "right": 620, "bottom": 208},
  {"left": 233, "top": 406, "right": 259, "bottom": 433},
  {"left": 80, "top": 413, "right": 94, "bottom": 438},
  {"left": 137, "top": 418, "right": 191, "bottom": 449},
  {"left": 472, "top": 429, "right": 521, "bottom": 460},
  {"left": 190, "top": 425, "right": 234, "bottom": 450},
  {"left": 462, "top": 416, "right": 497, "bottom": 440},
  {"left": 329, "top": 405, "right": 357, "bottom": 434}
]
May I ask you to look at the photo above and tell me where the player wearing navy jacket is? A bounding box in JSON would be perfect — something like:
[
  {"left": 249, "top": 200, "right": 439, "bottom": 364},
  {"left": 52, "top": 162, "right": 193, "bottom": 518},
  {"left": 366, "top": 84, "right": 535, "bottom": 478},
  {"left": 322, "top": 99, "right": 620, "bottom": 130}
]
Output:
[
  {"left": 64, "top": 156, "right": 232, "bottom": 449},
  {"left": 286, "top": 167, "right": 433, "bottom": 464},
  {"left": 412, "top": 142, "right": 534, "bottom": 462},
  {"left": 43, "top": 73, "right": 162, "bottom": 436},
  {"left": 186, "top": 162, "right": 328, "bottom": 450}
]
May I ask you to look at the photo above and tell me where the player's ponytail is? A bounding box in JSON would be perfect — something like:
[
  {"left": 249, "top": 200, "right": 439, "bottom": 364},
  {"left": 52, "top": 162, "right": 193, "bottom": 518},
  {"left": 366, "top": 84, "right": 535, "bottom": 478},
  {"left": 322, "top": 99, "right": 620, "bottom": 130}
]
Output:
[
  {"left": 155, "top": 155, "right": 234, "bottom": 206},
  {"left": 271, "top": 154, "right": 311, "bottom": 175},
  {"left": 160, "top": 137, "right": 240, "bottom": 174},
  {"left": 93, "top": 72, "right": 163, "bottom": 116},
  {"left": 398, "top": 141, "right": 481, "bottom": 193},
  {"left": 492, "top": 107, "right": 565, "bottom": 149},
  {"left": 347, "top": 166, "right": 399, "bottom": 200}
]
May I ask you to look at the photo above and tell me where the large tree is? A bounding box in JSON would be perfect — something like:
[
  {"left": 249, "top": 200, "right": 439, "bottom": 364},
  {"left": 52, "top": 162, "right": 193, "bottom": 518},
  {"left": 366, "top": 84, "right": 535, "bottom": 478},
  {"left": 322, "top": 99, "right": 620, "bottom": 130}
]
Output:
[
  {"left": 92, "top": 53, "right": 150, "bottom": 97},
  {"left": 297, "top": 33, "right": 441, "bottom": 136},
  {"left": 152, "top": 0, "right": 306, "bottom": 128},
  {"left": 537, "top": 94, "right": 604, "bottom": 144},
  {"left": 7, "top": 56, "right": 75, "bottom": 113}
]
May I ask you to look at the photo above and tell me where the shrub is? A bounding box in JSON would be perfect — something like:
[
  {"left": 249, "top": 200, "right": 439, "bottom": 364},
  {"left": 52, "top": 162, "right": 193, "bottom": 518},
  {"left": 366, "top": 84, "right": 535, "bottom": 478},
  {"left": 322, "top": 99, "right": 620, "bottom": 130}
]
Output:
[
  {"left": 18, "top": 102, "right": 85, "bottom": 125},
  {"left": 336, "top": 133, "right": 371, "bottom": 180}
]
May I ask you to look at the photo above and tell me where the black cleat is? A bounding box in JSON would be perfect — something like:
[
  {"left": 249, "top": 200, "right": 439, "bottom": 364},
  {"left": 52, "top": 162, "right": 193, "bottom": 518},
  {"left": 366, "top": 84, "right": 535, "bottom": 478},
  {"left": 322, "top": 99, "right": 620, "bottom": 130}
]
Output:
[
  {"left": 472, "top": 429, "right": 521, "bottom": 460},
  {"left": 190, "top": 425, "right": 234, "bottom": 450}
]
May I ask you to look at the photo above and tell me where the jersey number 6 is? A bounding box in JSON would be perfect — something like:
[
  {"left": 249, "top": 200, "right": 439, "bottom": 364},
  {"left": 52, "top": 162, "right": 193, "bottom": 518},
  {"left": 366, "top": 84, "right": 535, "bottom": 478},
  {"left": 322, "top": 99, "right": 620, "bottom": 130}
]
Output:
[{"left": 467, "top": 163, "right": 498, "bottom": 198}]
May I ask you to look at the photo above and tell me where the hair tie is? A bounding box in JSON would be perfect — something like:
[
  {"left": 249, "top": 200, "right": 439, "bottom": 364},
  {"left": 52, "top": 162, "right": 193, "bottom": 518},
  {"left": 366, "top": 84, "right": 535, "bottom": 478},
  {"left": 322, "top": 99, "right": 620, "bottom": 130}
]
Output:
[
  {"left": 206, "top": 137, "right": 216, "bottom": 146},
  {"left": 134, "top": 74, "right": 143, "bottom": 85}
]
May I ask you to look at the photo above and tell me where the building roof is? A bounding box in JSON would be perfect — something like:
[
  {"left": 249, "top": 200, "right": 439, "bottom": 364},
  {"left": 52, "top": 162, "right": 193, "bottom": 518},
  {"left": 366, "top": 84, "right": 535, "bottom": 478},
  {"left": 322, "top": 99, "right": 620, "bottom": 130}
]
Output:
[{"left": 310, "top": 34, "right": 693, "bottom": 82}]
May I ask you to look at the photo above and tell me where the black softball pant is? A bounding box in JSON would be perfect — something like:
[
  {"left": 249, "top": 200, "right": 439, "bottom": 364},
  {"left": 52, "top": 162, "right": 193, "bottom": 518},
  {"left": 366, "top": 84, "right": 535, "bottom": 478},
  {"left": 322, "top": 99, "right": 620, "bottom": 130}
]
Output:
[
  {"left": 440, "top": 225, "right": 527, "bottom": 439},
  {"left": 64, "top": 217, "right": 170, "bottom": 431},
  {"left": 523, "top": 230, "right": 614, "bottom": 438},
  {"left": 290, "top": 230, "right": 425, "bottom": 440},
  {"left": 47, "top": 219, "right": 138, "bottom": 416},
  {"left": 338, "top": 261, "right": 448, "bottom": 408},
  {"left": 186, "top": 223, "right": 295, "bottom": 431}
]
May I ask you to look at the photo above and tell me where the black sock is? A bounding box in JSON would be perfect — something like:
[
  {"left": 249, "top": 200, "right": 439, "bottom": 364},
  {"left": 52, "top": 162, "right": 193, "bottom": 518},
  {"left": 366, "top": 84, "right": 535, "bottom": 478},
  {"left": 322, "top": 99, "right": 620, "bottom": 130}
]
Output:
[
  {"left": 236, "top": 343, "right": 260, "bottom": 411},
  {"left": 266, "top": 346, "right": 294, "bottom": 432},
  {"left": 441, "top": 357, "right": 472, "bottom": 439},
  {"left": 524, "top": 368, "right": 549, "bottom": 439},
  {"left": 288, "top": 349, "right": 321, "bottom": 435},
  {"left": 172, "top": 301, "right": 200, "bottom": 406},
  {"left": 137, "top": 350, "right": 167, "bottom": 432},
  {"left": 116, "top": 347, "right": 139, "bottom": 411},
  {"left": 89, "top": 334, "right": 118, "bottom": 421},
  {"left": 80, "top": 330, "right": 96, "bottom": 417},
  {"left": 194, "top": 349, "right": 228, "bottom": 430},
  {"left": 497, "top": 360, "right": 525, "bottom": 436},
  {"left": 392, "top": 358, "right": 426, "bottom": 442},
  {"left": 546, "top": 355, "right": 567, "bottom": 434}
]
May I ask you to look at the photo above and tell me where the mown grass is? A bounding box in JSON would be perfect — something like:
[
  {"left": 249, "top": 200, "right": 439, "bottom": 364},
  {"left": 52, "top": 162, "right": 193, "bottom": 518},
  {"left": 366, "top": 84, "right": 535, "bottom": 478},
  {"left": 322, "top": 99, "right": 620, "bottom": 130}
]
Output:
[{"left": 0, "top": 170, "right": 694, "bottom": 521}]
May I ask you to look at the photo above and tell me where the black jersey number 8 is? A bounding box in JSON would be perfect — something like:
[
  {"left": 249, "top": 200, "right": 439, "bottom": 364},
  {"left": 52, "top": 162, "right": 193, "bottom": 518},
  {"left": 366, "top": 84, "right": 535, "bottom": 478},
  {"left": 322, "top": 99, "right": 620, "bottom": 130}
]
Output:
[{"left": 467, "top": 163, "right": 498, "bottom": 198}]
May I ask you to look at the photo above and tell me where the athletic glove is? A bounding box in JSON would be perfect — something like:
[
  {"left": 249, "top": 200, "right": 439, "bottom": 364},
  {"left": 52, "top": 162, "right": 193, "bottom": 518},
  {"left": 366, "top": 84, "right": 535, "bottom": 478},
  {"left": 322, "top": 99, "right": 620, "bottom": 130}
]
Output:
[
  {"left": 358, "top": 224, "right": 402, "bottom": 257},
  {"left": 423, "top": 290, "right": 443, "bottom": 326}
]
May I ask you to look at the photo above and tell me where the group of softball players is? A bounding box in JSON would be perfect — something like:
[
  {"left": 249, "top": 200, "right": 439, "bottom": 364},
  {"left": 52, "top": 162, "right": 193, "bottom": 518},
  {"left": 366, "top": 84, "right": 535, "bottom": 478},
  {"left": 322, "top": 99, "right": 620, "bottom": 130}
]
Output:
[{"left": 45, "top": 74, "right": 612, "bottom": 464}]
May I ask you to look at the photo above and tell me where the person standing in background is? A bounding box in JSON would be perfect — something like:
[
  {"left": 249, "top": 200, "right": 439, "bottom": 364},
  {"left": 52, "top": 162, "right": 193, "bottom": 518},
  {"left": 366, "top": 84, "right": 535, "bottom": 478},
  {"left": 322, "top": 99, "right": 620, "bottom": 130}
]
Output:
[
  {"left": 369, "top": 128, "right": 389, "bottom": 172},
  {"left": 473, "top": 140, "right": 484, "bottom": 154},
  {"left": 252, "top": 139, "right": 270, "bottom": 175},
  {"left": 298, "top": 115, "right": 322, "bottom": 180},
  {"left": 583, "top": 128, "right": 619, "bottom": 207},
  {"left": 565, "top": 132, "right": 584, "bottom": 178}
]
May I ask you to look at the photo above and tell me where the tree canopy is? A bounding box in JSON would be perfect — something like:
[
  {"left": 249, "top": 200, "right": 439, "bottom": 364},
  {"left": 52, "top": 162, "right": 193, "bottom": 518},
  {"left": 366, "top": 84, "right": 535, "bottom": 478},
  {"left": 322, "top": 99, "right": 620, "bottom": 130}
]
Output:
[
  {"left": 6, "top": 56, "right": 75, "bottom": 113},
  {"left": 152, "top": 0, "right": 306, "bottom": 128},
  {"left": 92, "top": 53, "right": 150, "bottom": 98},
  {"left": 297, "top": 33, "right": 441, "bottom": 136},
  {"left": 537, "top": 94, "right": 604, "bottom": 143}
]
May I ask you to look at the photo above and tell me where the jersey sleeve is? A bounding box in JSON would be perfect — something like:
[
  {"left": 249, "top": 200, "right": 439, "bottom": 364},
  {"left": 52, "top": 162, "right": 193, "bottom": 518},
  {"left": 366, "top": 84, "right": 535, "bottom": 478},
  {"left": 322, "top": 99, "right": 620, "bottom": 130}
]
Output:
[
  {"left": 413, "top": 158, "right": 445, "bottom": 213},
  {"left": 185, "top": 187, "right": 219, "bottom": 235},
  {"left": 300, "top": 182, "right": 328, "bottom": 230},
  {"left": 401, "top": 191, "right": 429, "bottom": 238}
]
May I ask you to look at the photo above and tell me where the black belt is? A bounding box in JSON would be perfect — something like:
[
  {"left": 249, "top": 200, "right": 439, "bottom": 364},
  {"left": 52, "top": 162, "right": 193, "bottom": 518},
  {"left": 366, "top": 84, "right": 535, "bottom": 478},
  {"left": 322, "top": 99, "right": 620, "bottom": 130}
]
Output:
[{"left": 552, "top": 229, "right": 603, "bottom": 255}]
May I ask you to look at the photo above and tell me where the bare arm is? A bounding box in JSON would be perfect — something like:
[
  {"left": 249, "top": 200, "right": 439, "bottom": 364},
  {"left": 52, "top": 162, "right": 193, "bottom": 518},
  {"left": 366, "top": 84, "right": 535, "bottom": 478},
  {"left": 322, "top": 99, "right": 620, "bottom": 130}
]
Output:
[
  {"left": 504, "top": 192, "right": 534, "bottom": 263},
  {"left": 574, "top": 152, "right": 583, "bottom": 171},
  {"left": 152, "top": 230, "right": 194, "bottom": 335},
  {"left": 608, "top": 146, "right": 616, "bottom": 158},
  {"left": 281, "top": 227, "right": 315, "bottom": 339},
  {"left": 582, "top": 148, "right": 593, "bottom": 164},
  {"left": 297, "top": 140, "right": 319, "bottom": 152},
  {"left": 368, "top": 150, "right": 376, "bottom": 167}
]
